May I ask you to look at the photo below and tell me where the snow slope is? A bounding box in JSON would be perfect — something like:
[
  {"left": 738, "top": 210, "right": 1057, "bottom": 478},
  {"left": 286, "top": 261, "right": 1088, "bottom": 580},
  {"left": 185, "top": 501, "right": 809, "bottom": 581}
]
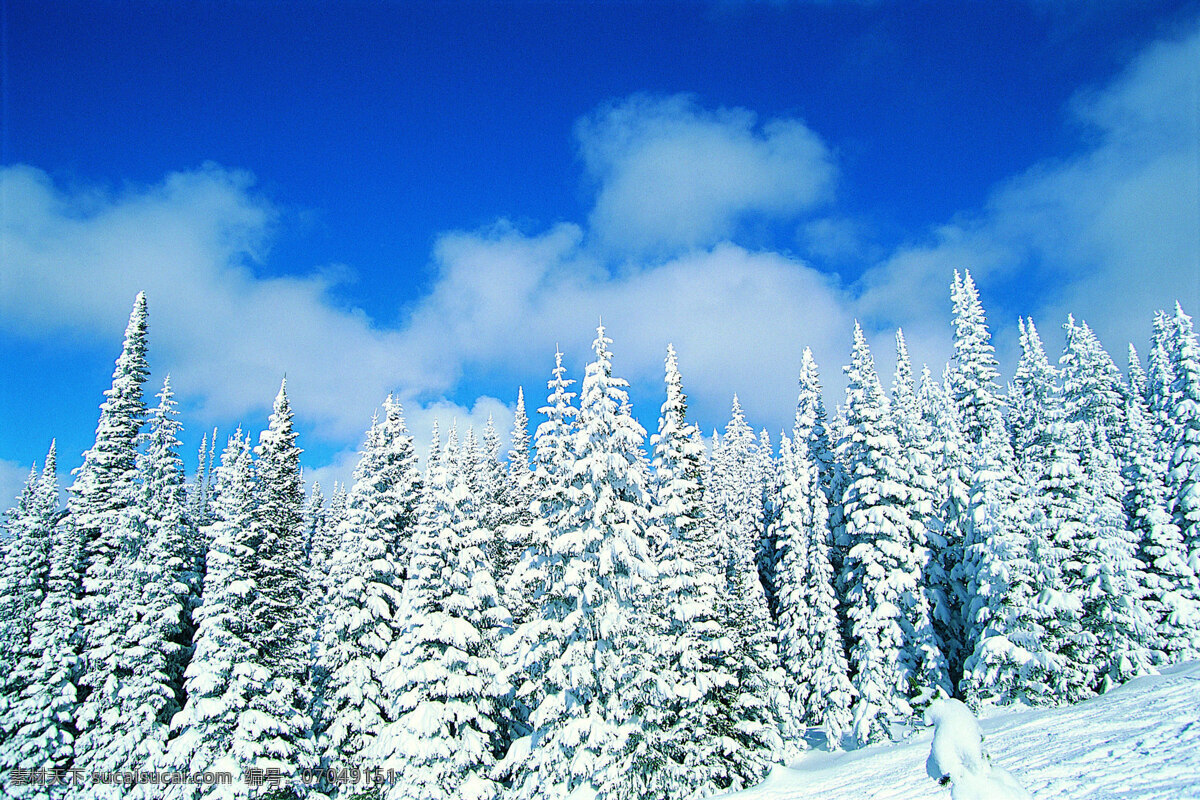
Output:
[{"left": 723, "top": 660, "right": 1200, "bottom": 800}]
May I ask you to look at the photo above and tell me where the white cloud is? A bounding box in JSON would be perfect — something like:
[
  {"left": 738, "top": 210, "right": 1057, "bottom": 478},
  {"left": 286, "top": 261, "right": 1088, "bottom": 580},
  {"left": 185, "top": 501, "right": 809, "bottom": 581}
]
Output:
[
  {"left": 0, "top": 459, "right": 33, "bottom": 514},
  {"left": 577, "top": 94, "right": 837, "bottom": 258},
  {"left": 2, "top": 22, "right": 1196, "bottom": 478},
  {"left": 856, "top": 24, "right": 1200, "bottom": 362}
]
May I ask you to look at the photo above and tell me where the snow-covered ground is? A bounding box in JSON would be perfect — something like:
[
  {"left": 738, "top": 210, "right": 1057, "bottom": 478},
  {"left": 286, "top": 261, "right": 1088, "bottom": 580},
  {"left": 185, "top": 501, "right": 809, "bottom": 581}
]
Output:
[{"left": 724, "top": 660, "right": 1200, "bottom": 800}]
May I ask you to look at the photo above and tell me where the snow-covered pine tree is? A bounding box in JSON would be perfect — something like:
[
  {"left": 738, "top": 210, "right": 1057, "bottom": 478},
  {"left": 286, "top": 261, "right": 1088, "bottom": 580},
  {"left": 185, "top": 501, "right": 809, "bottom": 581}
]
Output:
[
  {"left": 304, "top": 481, "right": 326, "bottom": 569},
  {"left": 510, "top": 326, "right": 657, "bottom": 800},
  {"left": 708, "top": 397, "right": 791, "bottom": 759},
  {"left": 317, "top": 398, "right": 418, "bottom": 785},
  {"left": 838, "top": 323, "right": 938, "bottom": 743},
  {"left": 11, "top": 447, "right": 79, "bottom": 800},
  {"left": 311, "top": 482, "right": 345, "bottom": 587},
  {"left": 504, "top": 350, "right": 577, "bottom": 634},
  {"left": 771, "top": 428, "right": 855, "bottom": 749},
  {"left": 113, "top": 376, "right": 200, "bottom": 781},
  {"left": 0, "top": 446, "right": 58, "bottom": 789},
  {"left": 960, "top": 319, "right": 1064, "bottom": 707},
  {"left": 1123, "top": 372, "right": 1200, "bottom": 663},
  {"left": 756, "top": 428, "right": 781, "bottom": 616},
  {"left": 161, "top": 431, "right": 259, "bottom": 800},
  {"left": 793, "top": 347, "right": 836, "bottom": 499},
  {"left": 917, "top": 367, "right": 971, "bottom": 688},
  {"left": 71, "top": 292, "right": 152, "bottom": 785},
  {"left": 889, "top": 331, "right": 951, "bottom": 704},
  {"left": 944, "top": 274, "right": 1033, "bottom": 705},
  {"left": 478, "top": 415, "right": 510, "bottom": 574},
  {"left": 238, "top": 380, "right": 317, "bottom": 794},
  {"left": 189, "top": 429, "right": 217, "bottom": 532},
  {"left": 374, "top": 425, "right": 510, "bottom": 800},
  {"left": 1166, "top": 304, "right": 1200, "bottom": 575},
  {"left": 637, "top": 344, "right": 770, "bottom": 798},
  {"left": 1147, "top": 311, "right": 1181, "bottom": 481},
  {"left": 711, "top": 396, "right": 764, "bottom": 586},
  {"left": 1061, "top": 318, "right": 1155, "bottom": 691},
  {"left": 496, "top": 389, "right": 536, "bottom": 614}
]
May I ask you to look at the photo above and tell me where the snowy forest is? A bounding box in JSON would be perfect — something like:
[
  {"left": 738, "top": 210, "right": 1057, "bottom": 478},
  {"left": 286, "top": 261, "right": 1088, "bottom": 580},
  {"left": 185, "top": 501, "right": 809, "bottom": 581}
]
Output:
[{"left": 1, "top": 270, "right": 1198, "bottom": 800}]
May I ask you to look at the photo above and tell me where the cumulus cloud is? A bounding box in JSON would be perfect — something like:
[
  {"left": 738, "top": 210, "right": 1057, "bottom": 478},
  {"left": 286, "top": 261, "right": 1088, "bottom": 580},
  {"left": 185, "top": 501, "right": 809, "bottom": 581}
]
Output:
[
  {"left": 2, "top": 22, "right": 1197, "bottom": 480},
  {"left": 856, "top": 23, "right": 1200, "bottom": 361},
  {"left": 577, "top": 94, "right": 837, "bottom": 258},
  {"left": 0, "top": 459, "right": 33, "bottom": 515}
]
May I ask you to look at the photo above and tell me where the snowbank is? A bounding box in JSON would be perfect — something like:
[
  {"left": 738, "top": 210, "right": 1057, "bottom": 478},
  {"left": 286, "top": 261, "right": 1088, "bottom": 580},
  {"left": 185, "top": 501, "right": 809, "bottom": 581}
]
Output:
[{"left": 719, "top": 660, "right": 1200, "bottom": 800}]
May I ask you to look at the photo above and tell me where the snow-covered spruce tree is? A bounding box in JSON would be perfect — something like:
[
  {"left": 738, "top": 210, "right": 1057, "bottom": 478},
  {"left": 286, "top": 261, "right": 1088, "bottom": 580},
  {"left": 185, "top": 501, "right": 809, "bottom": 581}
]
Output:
[
  {"left": 510, "top": 326, "right": 658, "bottom": 800},
  {"left": 960, "top": 319, "right": 1060, "bottom": 707},
  {"left": 637, "top": 344, "right": 770, "bottom": 798},
  {"left": 311, "top": 483, "right": 346, "bottom": 587},
  {"left": 161, "top": 431, "right": 259, "bottom": 800},
  {"left": 478, "top": 415, "right": 511, "bottom": 574},
  {"left": 944, "top": 273, "right": 1031, "bottom": 704},
  {"left": 1123, "top": 375, "right": 1200, "bottom": 663},
  {"left": 793, "top": 347, "right": 836, "bottom": 499},
  {"left": 240, "top": 380, "right": 317, "bottom": 794},
  {"left": 709, "top": 397, "right": 792, "bottom": 755},
  {"left": 1166, "top": 304, "right": 1200, "bottom": 574},
  {"left": 917, "top": 367, "right": 971, "bottom": 689},
  {"left": 756, "top": 428, "right": 781, "bottom": 615},
  {"left": 1061, "top": 318, "right": 1155, "bottom": 691},
  {"left": 317, "top": 398, "right": 420, "bottom": 786},
  {"left": 114, "top": 376, "right": 201, "bottom": 782},
  {"left": 496, "top": 388, "right": 536, "bottom": 613},
  {"left": 70, "top": 292, "right": 152, "bottom": 785},
  {"left": 711, "top": 396, "right": 765, "bottom": 587},
  {"left": 838, "top": 323, "right": 942, "bottom": 744},
  {"left": 189, "top": 429, "right": 218, "bottom": 532},
  {"left": 304, "top": 481, "right": 326, "bottom": 570},
  {"left": 1147, "top": 310, "right": 1182, "bottom": 479},
  {"left": 889, "top": 330, "right": 951, "bottom": 703},
  {"left": 10, "top": 447, "right": 80, "bottom": 800},
  {"left": 0, "top": 446, "right": 58, "bottom": 786},
  {"left": 771, "top": 430, "right": 855, "bottom": 749},
  {"left": 504, "top": 350, "right": 577, "bottom": 634},
  {"left": 374, "top": 425, "right": 511, "bottom": 800}
]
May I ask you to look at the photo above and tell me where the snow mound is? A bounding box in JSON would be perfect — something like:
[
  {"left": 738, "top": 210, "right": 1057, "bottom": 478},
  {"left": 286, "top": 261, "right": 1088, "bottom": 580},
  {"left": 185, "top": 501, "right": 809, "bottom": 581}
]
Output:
[
  {"left": 923, "top": 698, "right": 1032, "bottom": 800},
  {"left": 718, "top": 660, "right": 1200, "bottom": 800}
]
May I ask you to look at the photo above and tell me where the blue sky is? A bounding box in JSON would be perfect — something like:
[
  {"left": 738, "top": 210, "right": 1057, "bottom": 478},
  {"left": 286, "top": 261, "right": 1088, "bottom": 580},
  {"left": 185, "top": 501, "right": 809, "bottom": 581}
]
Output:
[{"left": 2, "top": 0, "right": 1198, "bottom": 501}]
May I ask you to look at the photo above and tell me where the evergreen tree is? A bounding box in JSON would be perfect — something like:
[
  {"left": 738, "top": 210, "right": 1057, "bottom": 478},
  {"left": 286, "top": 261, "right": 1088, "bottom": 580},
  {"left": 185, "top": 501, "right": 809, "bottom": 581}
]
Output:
[
  {"left": 318, "top": 397, "right": 419, "bottom": 785},
  {"left": 375, "top": 426, "right": 510, "bottom": 800},
  {"left": 496, "top": 389, "right": 536, "bottom": 617},
  {"left": 837, "top": 323, "right": 938, "bottom": 743},
  {"left": 116, "top": 376, "right": 199, "bottom": 780},
  {"left": 1061, "top": 318, "right": 1155, "bottom": 690},
  {"left": 889, "top": 331, "right": 951, "bottom": 702},
  {"left": 242, "top": 380, "right": 317, "bottom": 794},
  {"left": 0, "top": 446, "right": 59, "bottom": 790},
  {"left": 1147, "top": 311, "right": 1181, "bottom": 480},
  {"left": 944, "top": 274, "right": 1032, "bottom": 703},
  {"left": 189, "top": 429, "right": 217, "bottom": 532},
  {"left": 960, "top": 318, "right": 1055, "bottom": 706},
  {"left": 1166, "top": 304, "right": 1200, "bottom": 574},
  {"left": 13, "top": 447, "right": 79, "bottom": 800},
  {"left": 771, "top": 431, "right": 855, "bottom": 748},
  {"left": 1124, "top": 381, "right": 1200, "bottom": 663},
  {"left": 709, "top": 397, "right": 791, "bottom": 759},
  {"left": 161, "top": 432, "right": 259, "bottom": 800},
  {"left": 917, "top": 367, "right": 971, "bottom": 688},
  {"left": 511, "top": 326, "right": 657, "bottom": 800},
  {"left": 793, "top": 347, "right": 835, "bottom": 498},
  {"left": 71, "top": 292, "right": 152, "bottom": 784},
  {"left": 504, "top": 350, "right": 577, "bottom": 633},
  {"left": 304, "top": 481, "right": 326, "bottom": 570}
]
